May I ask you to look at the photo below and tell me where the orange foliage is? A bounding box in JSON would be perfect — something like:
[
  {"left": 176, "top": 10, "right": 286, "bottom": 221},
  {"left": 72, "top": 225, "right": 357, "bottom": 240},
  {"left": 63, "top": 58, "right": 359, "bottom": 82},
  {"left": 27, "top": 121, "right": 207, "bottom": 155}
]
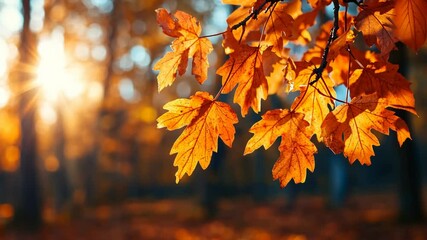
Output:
[
  {"left": 321, "top": 94, "right": 410, "bottom": 165},
  {"left": 394, "top": 0, "right": 427, "bottom": 51},
  {"left": 217, "top": 32, "right": 268, "bottom": 116},
  {"left": 355, "top": 1, "right": 397, "bottom": 55},
  {"left": 244, "top": 110, "right": 316, "bottom": 187},
  {"left": 157, "top": 92, "right": 238, "bottom": 183},
  {"left": 154, "top": 0, "right": 421, "bottom": 186},
  {"left": 153, "top": 9, "right": 213, "bottom": 91}
]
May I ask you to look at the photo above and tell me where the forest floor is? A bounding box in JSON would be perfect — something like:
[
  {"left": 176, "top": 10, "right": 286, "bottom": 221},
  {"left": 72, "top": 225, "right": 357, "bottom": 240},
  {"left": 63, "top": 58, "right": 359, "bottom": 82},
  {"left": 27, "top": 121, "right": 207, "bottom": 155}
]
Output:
[{"left": 0, "top": 191, "right": 426, "bottom": 240}]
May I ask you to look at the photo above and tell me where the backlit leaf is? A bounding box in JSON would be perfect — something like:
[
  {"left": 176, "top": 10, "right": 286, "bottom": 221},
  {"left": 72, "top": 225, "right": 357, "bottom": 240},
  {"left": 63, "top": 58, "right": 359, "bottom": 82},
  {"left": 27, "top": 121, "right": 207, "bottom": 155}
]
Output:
[
  {"left": 245, "top": 109, "right": 317, "bottom": 187},
  {"left": 394, "top": 0, "right": 427, "bottom": 51},
  {"left": 321, "top": 94, "right": 411, "bottom": 165},
  {"left": 355, "top": 1, "right": 397, "bottom": 55},
  {"left": 217, "top": 42, "right": 268, "bottom": 116},
  {"left": 157, "top": 92, "right": 238, "bottom": 183},
  {"left": 291, "top": 63, "right": 336, "bottom": 141},
  {"left": 153, "top": 9, "right": 213, "bottom": 91},
  {"left": 348, "top": 62, "right": 417, "bottom": 115}
]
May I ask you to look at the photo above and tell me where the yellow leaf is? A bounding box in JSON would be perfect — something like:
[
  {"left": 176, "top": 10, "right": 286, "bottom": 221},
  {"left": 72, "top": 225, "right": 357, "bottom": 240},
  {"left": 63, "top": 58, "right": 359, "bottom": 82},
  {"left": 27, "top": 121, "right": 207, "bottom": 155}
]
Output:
[{"left": 157, "top": 92, "right": 238, "bottom": 183}]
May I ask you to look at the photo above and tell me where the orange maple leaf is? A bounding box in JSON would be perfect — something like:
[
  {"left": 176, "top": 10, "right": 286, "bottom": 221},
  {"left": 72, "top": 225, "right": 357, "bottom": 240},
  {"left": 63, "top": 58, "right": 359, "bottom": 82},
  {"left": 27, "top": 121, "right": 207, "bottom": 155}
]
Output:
[
  {"left": 154, "top": 0, "right": 419, "bottom": 187},
  {"left": 266, "top": 56, "right": 296, "bottom": 95},
  {"left": 153, "top": 8, "right": 213, "bottom": 91},
  {"left": 329, "top": 45, "right": 367, "bottom": 85},
  {"left": 217, "top": 39, "right": 268, "bottom": 116},
  {"left": 348, "top": 62, "right": 417, "bottom": 115},
  {"left": 355, "top": 1, "right": 397, "bottom": 55},
  {"left": 321, "top": 94, "right": 411, "bottom": 165},
  {"left": 394, "top": 0, "right": 427, "bottom": 51},
  {"left": 157, "top": 92, "right": 238, "bottom": 183},
  {"left": 226, "top": 5, "right": 264, "bottom": 43},
  {"left": 290, "top": 62, "right": 336, "bottom": 141},
  {"left": 261, "top": 1, "right": 298, "bottom": 53},
  {"left": 245, "top": 109, "right": 317, "bottom": 187},
  {"left": 327, "top": 29, "right": 356, "bottom": 61}
]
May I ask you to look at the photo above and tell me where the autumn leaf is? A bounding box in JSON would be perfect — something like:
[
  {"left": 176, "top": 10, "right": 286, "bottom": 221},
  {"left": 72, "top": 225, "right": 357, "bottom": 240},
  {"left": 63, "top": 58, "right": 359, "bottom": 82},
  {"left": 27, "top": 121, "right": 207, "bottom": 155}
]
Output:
[
  {"left": 266, "top": 57, "right": 296, "bottom": 94},
  {"left": 348, "top": 62, "right": 417, "bottom": 115},
  {"left": 217, "top": 40, "right": 268, "bottom": 116},
  {"left": 288, "top": 8, "right": 318, "bottom": 45},
  {"left": 355, "top": 1, "right": 397, "bottom": 55},
  {"left": 153, "top": 8, "right": 213, "bottom": 91},
  {"left": 329, "top": 46, "right": 367, "bottom": 85},
  {"left": 154, "top": 0, "right": 418, "bottom": 187},
  {"left": 321, "top": 94, "right": 411, "bottom": 165},
  {"left": 157, "top": 92, "right": 238, "bottom": 183},
  {"left": 290, "top": 62, "right": 336, "bottom": 141},
  {"left": 226, "top": 5, "right": 264, "bottom": 43},
  {"left": 261, "top": 1, "right": 298, "bottom": 53},
  {"left": 394, "top": 0, "right": 427, "bottom": 51},
  {"left": 327, "top": 29, "right": 355, "bottom": 61},
  {"left": 245, "top": 109, "right": 317, "bottom": 187},
  {"left": 226, "top": 0, "right": 311, "bottom": 47}
]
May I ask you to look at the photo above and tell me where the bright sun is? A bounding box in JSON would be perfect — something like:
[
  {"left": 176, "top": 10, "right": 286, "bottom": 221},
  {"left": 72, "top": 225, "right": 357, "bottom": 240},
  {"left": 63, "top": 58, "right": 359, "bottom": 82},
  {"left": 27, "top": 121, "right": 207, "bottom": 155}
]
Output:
[{"left": 35, "top": 29, "right": 84, "bottom": 102}]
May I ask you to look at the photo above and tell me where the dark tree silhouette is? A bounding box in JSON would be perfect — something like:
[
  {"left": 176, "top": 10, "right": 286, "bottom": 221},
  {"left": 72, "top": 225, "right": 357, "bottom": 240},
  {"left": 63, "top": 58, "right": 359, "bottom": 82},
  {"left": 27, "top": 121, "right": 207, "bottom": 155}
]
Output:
[
  {"left": 13, "top": 0, "right": 42, "bottom": 230},
  {"left": 391, "top": 43, "right": 423, "bottom": 223}
]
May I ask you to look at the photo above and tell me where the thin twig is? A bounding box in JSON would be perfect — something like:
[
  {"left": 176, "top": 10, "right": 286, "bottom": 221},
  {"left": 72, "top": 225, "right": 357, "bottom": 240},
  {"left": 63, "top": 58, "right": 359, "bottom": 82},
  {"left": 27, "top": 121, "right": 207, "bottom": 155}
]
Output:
[
  {"left": 311, "top": 84, "right": 346, "bottom": 104},
  {"left": 199, "top": 31, "right": 227, "bottom": 38},
  {"left": 310, "top": 0, "right": 340, "bottom": 85},
  {"left": 343, "top": 0, "right": 362, "bottom": 6},
  {"left": 231, "top": 0, "right": 281, "bottom": 31}
]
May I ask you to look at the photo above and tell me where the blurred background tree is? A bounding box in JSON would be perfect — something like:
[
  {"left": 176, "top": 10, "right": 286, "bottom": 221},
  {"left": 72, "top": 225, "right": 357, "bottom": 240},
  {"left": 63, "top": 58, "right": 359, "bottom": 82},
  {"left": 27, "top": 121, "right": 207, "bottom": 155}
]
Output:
[{"left": 0, "top": 0, "right": 424, "bottom": 236}]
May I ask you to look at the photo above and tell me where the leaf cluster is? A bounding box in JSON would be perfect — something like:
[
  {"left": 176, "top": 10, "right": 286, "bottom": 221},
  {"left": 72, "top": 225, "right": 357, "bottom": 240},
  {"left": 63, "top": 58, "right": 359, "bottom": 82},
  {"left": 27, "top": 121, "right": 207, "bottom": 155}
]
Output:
[{"left": 154, "top": 0, "right": 424, "bottom": 186}]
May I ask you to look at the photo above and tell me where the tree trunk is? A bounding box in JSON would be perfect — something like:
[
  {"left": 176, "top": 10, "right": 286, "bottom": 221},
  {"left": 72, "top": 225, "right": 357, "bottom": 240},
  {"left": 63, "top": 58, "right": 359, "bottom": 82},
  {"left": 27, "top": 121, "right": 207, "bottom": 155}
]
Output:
[
  {"left": 391, "top": 43, "right": 423, "bottom": 222},
  {"left": 51, "top": 98, "right": 70, "bottom": 211},
  {"left": 85, "top": 0, "right": 120, "bottom": 204},
  {"left": 13, "top": 0, "right": 42, "bottom": 230}
]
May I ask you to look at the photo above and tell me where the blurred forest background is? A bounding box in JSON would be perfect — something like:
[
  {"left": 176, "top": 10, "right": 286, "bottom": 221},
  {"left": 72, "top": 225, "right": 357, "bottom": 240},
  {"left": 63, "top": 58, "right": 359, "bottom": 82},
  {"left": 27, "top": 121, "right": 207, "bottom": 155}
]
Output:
[{"left": 0, "top": 0, "right": 426, "bottom": 239}]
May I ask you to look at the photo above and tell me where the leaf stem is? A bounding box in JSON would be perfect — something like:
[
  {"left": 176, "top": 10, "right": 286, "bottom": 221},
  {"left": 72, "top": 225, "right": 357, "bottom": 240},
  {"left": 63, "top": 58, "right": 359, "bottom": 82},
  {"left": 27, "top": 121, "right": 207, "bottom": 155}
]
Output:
[
  {"left": 214, "top": 58, "right": 236, "bottom": 101},
  {"left": 311, "top": 84, "right": 346, "bottom": 104},
  {"left": 290, "top": 70, "right": 314, "bottom": 112},
  {"left": 199, "top": 31, "right": 227, "bottom": 38}
]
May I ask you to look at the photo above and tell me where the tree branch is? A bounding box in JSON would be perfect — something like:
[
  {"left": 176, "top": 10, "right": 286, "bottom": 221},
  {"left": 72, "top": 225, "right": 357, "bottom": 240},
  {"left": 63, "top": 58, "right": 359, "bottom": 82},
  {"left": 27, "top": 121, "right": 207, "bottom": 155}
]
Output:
[
  {"left": 343, "top": 0, "right": 362, "bottom": 6},
  {"left": 231, "top": 0, "right": 281, "bottom": 31},
  {"left": 310, "top": 0, "right": 340, "bottom": 85}
]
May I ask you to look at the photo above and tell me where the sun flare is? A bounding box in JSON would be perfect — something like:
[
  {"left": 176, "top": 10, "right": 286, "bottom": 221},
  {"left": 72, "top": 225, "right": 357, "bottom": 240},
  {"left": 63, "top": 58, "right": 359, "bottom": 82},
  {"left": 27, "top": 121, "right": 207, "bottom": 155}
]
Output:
[{"left": 35, "top": 30, "right": 84, "bottom": 102}]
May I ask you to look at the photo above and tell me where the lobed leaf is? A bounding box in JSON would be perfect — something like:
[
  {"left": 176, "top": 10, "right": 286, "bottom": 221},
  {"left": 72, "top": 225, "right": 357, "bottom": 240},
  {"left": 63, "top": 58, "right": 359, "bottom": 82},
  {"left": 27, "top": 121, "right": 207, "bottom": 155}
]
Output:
[
  {"left": 321, "top": 94, "right": 411, "bottom": 165},
  {"left": 217, "top": 40, "right": 268, "bottom": 116},
  {"left": 291, "top": 62, "right": 336, "bottom": 142},
  {"left": 245, "top": 109, "right": 317, "bottom": 187},
  {"left": 157, "top": 92, "right": 238, "bottom": 183},
  {"left": 348, "top": 62, "right": 417, "bottom": 115},
  {"left": 394, "top": 0, "right": 427, "bottom": 51},
  {"left": 355, "top": 1, "right": 397, "bottom": 55},
  {"left": 153, "top": 8, "right": 213, "bottom": 91}
]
